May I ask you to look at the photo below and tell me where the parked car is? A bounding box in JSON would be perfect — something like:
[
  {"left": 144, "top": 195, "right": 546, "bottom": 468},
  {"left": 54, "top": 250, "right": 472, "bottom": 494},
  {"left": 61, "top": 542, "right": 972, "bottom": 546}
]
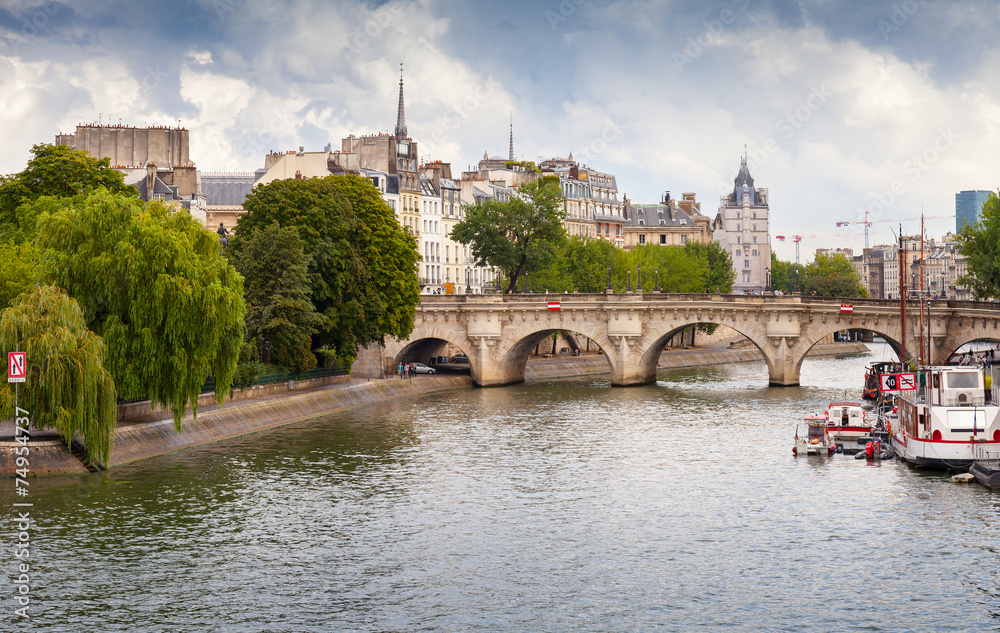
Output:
[
  {"left": 451, "top": 353, "right": 469, "bottom": 364},
  {"left": 411, "top": 362, "right": 435, "bottom": 374}
]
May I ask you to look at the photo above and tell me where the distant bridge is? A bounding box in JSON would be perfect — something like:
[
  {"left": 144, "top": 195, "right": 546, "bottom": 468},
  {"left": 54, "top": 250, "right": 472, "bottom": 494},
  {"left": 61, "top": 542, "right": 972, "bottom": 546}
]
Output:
[{"left": 364, "top": 293, "right": 1000, "bottom": 387}]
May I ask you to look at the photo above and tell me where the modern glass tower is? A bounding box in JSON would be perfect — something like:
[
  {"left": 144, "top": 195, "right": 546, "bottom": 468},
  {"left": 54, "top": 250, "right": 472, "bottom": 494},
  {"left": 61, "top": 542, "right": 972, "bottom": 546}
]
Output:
[{"left": 956, "top": 190, "right": 991, "bottom": 230}]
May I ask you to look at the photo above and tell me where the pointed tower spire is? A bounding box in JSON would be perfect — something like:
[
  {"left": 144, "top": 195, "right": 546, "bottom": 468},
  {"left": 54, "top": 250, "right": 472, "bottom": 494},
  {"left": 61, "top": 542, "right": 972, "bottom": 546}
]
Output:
[
  {"left": 508, "top": 112, "right": 514, "bottom": 161},
  {"left": 394, "top": 63, "right": 407, "bottom": 140}
]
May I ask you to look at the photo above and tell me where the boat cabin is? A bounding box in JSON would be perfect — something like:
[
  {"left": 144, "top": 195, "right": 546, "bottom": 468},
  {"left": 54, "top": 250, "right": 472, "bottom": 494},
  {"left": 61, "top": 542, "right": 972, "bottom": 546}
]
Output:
[{"left": 827, "top": 402, "right": 864, "bottom": 428}]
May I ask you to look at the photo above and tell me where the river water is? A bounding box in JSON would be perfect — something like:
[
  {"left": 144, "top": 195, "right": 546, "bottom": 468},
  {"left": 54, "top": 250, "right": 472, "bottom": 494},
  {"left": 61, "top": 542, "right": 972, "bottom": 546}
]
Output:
[{"left": 5, "top": 344, "right": 999, "bottom": 632}]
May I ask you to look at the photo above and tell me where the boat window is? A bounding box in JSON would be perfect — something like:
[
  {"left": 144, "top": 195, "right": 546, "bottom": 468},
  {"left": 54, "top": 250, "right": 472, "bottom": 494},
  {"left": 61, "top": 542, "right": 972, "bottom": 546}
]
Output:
[
  {"left": 808, "top": 426, "right": 824, "bottom": 438},
  {"left": 946, "top": 372, "right": 979, "bottom": 389},
  {"left": 932, "top": 373, "right": 939, "bottom": 389}
]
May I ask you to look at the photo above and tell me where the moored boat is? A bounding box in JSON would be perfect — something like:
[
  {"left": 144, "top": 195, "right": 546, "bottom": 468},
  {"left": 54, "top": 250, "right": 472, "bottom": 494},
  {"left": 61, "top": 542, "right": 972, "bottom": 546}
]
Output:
[
  {"left": 891, "top": 365, "right": 1000, "bottom": 471},
  {"left": 862, "top": 361, "right": 902, "bottom": 400},
  {"left": 825, "top": 402, "right": 871, "bottom": 453},
  {"left": 794, "top": 415, "right": 835, "bottom": 456}
]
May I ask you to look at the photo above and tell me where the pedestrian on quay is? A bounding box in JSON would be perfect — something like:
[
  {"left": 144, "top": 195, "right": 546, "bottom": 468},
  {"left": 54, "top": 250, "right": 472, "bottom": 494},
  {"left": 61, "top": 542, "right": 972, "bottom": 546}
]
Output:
[{"left": 398, "top": 363, "right": 404, "bottom": 379}]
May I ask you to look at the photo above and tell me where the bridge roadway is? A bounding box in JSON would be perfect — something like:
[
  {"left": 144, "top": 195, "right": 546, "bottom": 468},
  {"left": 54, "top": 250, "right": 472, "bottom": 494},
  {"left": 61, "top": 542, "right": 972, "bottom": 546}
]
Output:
[{"left": 373, "top": 293, "right": 1000, "bottom": 387}]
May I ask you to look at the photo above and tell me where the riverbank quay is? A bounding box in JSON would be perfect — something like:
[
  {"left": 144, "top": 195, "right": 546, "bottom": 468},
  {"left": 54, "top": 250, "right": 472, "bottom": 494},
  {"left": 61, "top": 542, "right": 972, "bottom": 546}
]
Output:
[{"left": 0, "top": 375, "right": 472, "bottom": 477}]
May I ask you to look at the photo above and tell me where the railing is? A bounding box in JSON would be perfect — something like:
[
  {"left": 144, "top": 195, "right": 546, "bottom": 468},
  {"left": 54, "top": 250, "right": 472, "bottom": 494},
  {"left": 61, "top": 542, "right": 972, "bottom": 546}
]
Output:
[
  {"left": 974, "top": 445, "right": 999, "bottom": 470},
  {"left": 200, "top": 365, "right": 350, "bottom": 394}
]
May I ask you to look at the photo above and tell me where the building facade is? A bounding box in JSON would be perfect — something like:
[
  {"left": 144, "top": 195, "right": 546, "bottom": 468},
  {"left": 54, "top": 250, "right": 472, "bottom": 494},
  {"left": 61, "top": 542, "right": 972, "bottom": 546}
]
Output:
[
  {"left": 622, "top": 192, "right": 711, "bottom": 250},
  {"left": 955, "top": 190, "right": 992, "bottom": 231},
  {"left": 713, "top": 157, "right": 771, "bottom": 293}
]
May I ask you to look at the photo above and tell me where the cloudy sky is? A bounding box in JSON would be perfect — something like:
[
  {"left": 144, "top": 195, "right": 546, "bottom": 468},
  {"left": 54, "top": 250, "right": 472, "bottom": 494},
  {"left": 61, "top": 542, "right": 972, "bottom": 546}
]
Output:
[{"left": 2, "top": 0, "right": 998, "bottom": 261}]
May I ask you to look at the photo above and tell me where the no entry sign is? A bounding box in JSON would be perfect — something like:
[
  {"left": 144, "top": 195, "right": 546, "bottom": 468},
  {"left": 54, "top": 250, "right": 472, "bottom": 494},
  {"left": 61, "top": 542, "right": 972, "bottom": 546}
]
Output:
[{"left": 8, "top": 352, "right": 26, "bottom": 383}]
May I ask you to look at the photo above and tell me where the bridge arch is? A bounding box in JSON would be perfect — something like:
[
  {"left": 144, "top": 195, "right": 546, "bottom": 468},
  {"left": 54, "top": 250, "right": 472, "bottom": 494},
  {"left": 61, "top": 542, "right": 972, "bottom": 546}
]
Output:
[
  {"left": 495, "top": 323, "right": 614, "bottom": 386},
  {"left": 636, "top": 321, "right": 775, "bottom": 386}
]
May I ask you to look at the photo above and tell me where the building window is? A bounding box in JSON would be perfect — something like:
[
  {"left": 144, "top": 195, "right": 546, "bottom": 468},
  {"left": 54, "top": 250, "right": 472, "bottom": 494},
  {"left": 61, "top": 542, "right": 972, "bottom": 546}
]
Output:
[
  {"left": 660, "top": 235, "right": 666, "bottom": 244},
  {"left": 639, "top": 235, "right": 646, "bottom": 244},
  {"left": 737, "top": 236, "right": 741, "bottom": 244},
  {"left": 736, "top": 250, "right": 741, "bottom": 256},
  {"left": 736, "top": 212, "right": 741, "bottom": 219},
  {"left": 753, "top": 236, "right": 757, "bottom": 243},
  {"left": 744, "top": 260, "right": 750, "bottom": 268},
  {"left": 681, "top": 235, "right": 687, "bottom": 244}
]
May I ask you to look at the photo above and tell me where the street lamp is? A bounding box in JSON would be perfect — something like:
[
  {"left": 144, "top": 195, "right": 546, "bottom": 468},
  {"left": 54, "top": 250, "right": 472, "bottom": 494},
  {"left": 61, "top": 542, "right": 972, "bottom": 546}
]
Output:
[
  {"left": 637, "top": 265, "right": 642, "bottom": 292},
  {"left": 765, "top": 267, "right": 771, "bottom": 293},
  {"left": 607, "top": 265, "right": 612, "bottom": 292},
  {"left": 654, "top": 269, "right": 660, "bottom": 293},
  {"left": 627, "top": 268, "right": 632, "bottom": 293},
  {"left": 465, "top": 267, "right": 471, "bottom": 294}
]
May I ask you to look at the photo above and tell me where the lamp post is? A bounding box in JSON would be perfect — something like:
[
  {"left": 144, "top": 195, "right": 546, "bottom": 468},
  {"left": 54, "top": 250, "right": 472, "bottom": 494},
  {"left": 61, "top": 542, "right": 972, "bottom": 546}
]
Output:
[
  {"left": 637, "top": 265, "right": 642, "bottom": 292},
  {"left": 654, "top": 269, "right": 660, "bottom": 293},
  {"left": 465, "top": 267, "right": 471, "bottom": 294},
  {"left": 765, "top": 267, "right": 771, "bottom": 293},
  {"left": 627, "top": 268, "right": 632, "bottom": 293},
  {"left": 606, "top": 265, "right": 612, "bottom": 293}
]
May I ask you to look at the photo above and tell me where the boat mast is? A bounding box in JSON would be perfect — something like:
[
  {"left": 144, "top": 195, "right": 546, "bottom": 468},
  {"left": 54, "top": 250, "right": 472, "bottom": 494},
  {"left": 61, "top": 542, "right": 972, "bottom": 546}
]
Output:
[
  {"left": 899, "top": 227, "right": 906, "bottom": 369},
  {"left": 919, "top": 215, "right": 924, "bottom": 367}
]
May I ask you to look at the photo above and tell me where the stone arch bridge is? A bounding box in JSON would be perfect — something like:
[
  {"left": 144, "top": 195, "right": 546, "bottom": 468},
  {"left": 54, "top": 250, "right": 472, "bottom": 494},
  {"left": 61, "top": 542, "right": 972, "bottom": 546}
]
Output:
[{"left": 365, "top": 293, "right": 1000, "bottom": 387}]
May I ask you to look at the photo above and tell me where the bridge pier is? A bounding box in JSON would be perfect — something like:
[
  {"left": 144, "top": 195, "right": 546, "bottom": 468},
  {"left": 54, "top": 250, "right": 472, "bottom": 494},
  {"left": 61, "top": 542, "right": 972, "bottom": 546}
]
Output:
[{"left": 767, "top": 336, "right": 800, "bottom": 386}]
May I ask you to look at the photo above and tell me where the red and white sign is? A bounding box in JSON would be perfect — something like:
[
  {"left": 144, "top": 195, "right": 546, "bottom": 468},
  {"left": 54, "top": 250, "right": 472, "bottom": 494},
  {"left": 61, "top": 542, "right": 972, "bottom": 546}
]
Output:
[
  {"left": 8, "top": 352, "right": 26, "bottom": 383},
  {"left": 880, "top": 373, "right": 900, "bottom": 392},
  {"left": 897, "top": 373, "right": 916, "bottom": 391},
  {"left": 840, "top": 304, "right": 854, "bottom": 314},
  {"left": 879, "top": 372, "right": 917, "bottom": 392},
  {"left": 547, "top": 301, "right": 561, "bottom": 311}
]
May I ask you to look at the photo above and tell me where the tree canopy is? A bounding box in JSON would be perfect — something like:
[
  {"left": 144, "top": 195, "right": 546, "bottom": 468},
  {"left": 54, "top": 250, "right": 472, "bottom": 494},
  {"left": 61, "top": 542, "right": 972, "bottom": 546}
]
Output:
[
  {"left": 35, "top": 189, "right": 246, "bottom": 430},
  {"left": 956, "top": 192, "right": 1000, "bottom": 299},
  {"left": 800, "top": 252, "right": 867, "bottom": 297},
  {"left": 228, "top": 223, "right": 321, "bottom": 374},
  {"left": 0, "top": 286, "right": 117, "bottom": 466},
  {"left": 450, "top": 176, "right": 566, "bottom": 293},
  {"left": 0, "top": 143, "right": 136, "bottom": 240},
  {"left": 237, "top": 174, "right": 420, "bottom": 361}
]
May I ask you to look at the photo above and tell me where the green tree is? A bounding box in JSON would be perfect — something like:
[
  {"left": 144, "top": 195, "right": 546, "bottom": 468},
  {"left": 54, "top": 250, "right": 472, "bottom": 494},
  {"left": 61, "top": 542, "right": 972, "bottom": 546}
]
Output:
[
  {"left": 237, "top": 175, "right": 420, "bottom": 361},
  {"left": 451, "top": 176, "right": 566, "bottom": 293},
  {"left": 228, "top": 224, "right": 322, "bottom": 374},
  {"left": 35, "top": 189, "right": 246, "bottom": 431},
  {"left": 560, "top": 237, "right": 618, "bottom": 292},
  {"left": 0, "top": 286, "right": 117, "bottom": 466},
  {"left": 613, "top": 244, "right": 705, "bottom": 293},
  {"left": 0, "top": 143, "right": 136, "bottom": 239},
  {"left": 801, "top": 252, "right": 867, "bottom": 297},
  {"left": 956, "top": 192, "right": 1000, "bottom": 299},
  {"left": 685, "top": 241, "right": 735, "bottom": 293},
  {"left": 0, "top": 241, "right": 42, "bottom": 309}
]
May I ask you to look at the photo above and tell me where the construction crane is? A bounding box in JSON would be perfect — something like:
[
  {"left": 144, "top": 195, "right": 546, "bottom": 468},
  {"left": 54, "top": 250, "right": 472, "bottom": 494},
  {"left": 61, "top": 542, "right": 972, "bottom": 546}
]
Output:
[
  {"left": 775, "top": 234, "right": 804, "bottom": 265},
  {"left": 835, "top": 213, "right": 955, "bottom": 248}
]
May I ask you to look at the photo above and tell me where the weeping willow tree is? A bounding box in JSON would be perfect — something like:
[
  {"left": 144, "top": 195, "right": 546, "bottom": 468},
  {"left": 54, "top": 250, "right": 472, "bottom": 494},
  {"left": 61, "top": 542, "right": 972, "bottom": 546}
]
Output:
[
  {"left": 0, "top": 286, "right": 117, "bottom": 466},
  {"left": 34, "top": 189, "right": 246, "bottom": 431}
]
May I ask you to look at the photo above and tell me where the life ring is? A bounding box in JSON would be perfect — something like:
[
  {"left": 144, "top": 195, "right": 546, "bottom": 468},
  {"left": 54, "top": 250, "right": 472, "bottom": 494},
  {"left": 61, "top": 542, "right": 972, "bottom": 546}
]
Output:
[{"left": 810, "top": 438, "right": 821, "bottom": 445}]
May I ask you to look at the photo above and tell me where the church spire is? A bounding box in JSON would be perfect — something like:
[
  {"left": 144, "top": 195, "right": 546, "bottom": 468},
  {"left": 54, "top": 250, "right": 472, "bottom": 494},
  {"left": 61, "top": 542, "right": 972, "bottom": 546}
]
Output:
[
  {"left": 394, "top": 63, "right": 407, "bottom": 140},
  {"left": 508, "top": 112, "right": 514, "bottom": 161}
]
